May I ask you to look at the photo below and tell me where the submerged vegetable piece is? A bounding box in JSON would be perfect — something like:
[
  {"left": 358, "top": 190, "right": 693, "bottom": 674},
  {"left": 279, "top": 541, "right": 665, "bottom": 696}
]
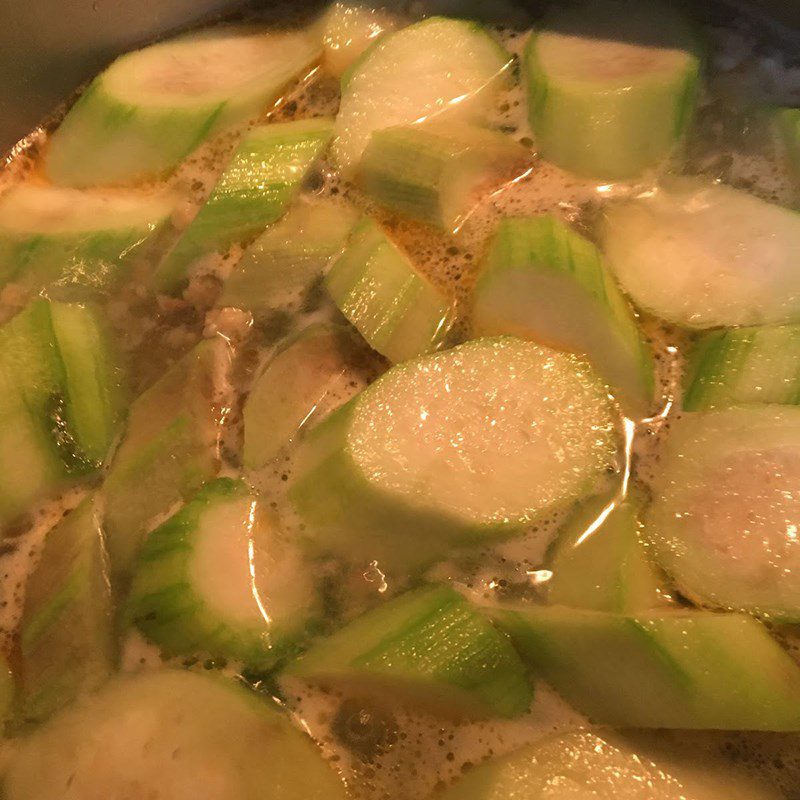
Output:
[
  {"left": 243, "top": 325, "right": 363, "bottom": 469},
  {"left": 525, "top": 0, "right": 701, "bottom": 179},
  {"left": 496, "top": 605, "right": 800, "bottom": 730},
  {"left": 775, "top": 107, "right": 800, "bottom": 184},
  {"left": 18, "top": 496, "right": 113, "bottom": 725},
  {"left": 155, "top": 118, "right": 334, "bottom": 293},
  {"left": 645, "top": 406, "right": 800, "bottom": 618},
  {"left": 547, "top": 492, "right": 664, "bottom": 613},
  {"left": 320, "top": 1, "right": 400, "bottom": 78},
  {"left": 0, "top": 656, "right": 12, "bottom": 727},
  {"left": 433, "top": 730, "right": 781, "bottom": 800},
  {"left": 219, "top": 198, "right": 358, "bottom": 314},
  {"left": 684, "top": 324, "right": 800, "bottom": 410},
  {"left": 0, "top": 184, "right": 175, "bottom": 292},
  {"left": 4, "top": 670, "right": 350, "bottom": 799},
  {"left": 332, "top": 16, "right": 512, "bottom": 172},
  {"left": 46, "top": 26, "right": 322, "bottom": 187},
  {"left": 102, "top": 337, "right": 230, "bottom": 581},
  {"left": 473, "top": 214, "right": 654, "bottom": 417},
  {"left": 359, "top": 122, "right": 530, "bottom": 232},
  {"left": 129, "top": 479, "right": 320, "bottom": 670},
  {"left": 602, "top": 179, "right": 800, "bottom": 328},
  {"left": 284, "top": 584, "right": 531, "bottom": 718},
  {"left": 290, "top": 337, "right": 618, "bottom": 568},
  {"left": 325, "top": 217, "right": 454, "bottom": 363}
]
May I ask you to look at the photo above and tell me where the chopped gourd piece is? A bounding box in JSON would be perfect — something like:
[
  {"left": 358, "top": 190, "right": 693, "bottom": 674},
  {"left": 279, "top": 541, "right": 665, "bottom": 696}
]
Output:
[
  {"left": 0, "top": 655, "right": 12, "bottom": 727},
  {"left": 102, "top": 337, "right": 230, "bottom": 581},
  {"left": 524, "top": 0, "right": 701, "bottom": 179},
  {"left": 333, "top": 16, "right": 512, "bottom": 172},
  {"left": 432, "top": 730, "right": 782, "bottom": 800},
  {"left": 547, "top": 492, "right": 665, "bottom": 613},
  {"left": 775, "top": 107, "right": 800, "bottom": 184},
  {"left": 495, "top": 605, "right": 800, "bottom": 730},
  {"left": 325, "top": 217, "right": 455, "bottom": 363},
  {"left": 284, "top": 584, "right": 531, "bottom": 718},
  {"left": 473, "top": 214, "right": 654, "bottom": 417},
  {"left": 290, "top": 337, "right": 618, "bottom": 568},
  {"left": 645, "top": 406, "right": 800, "bottom": 618},
  {"left": 243, "top": 324, "right": 363, "bottom": 470},
  {"left": 602, "top": 178, "right": 800, "bottom": 328},
  {"left": 154, "top": 118, "right": 334, "bottom": 293},
  {"left": 18, "top": 496, "right": 113, "bottom": 725},
  {"left": 684, "top": 324, "right": 800, "bottom": 410},
  {"left": 358, "top": 122, "right": 530, "bottom": 232},
  {"left": 320, "top": 2, "right": 400, "bottom": 78},
  {"left": 0, "top": 184, "right": 175, "bottom": 291},
  {"left": 218, "top": 198, "right": 358, "bottom": 313},
  {"left": 46, "top": 26, "right": 323, "bottom": 187},
  {"left": 4, "top": 670, "right": 350, "bottom": 799},
  {"left": 128, "top": 478, "right": 321, "bottom": 670}
]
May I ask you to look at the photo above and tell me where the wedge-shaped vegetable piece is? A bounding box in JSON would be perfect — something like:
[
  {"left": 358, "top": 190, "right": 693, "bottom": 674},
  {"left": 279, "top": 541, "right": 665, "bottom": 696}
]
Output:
[
  {"left": 684, "top": 324, "right": 800, "bottom": 410},
  {"left": 496, "top": 605, "right": 800, "bottom": 730},
  {"left": 525, "top": 0, "right": 701, "bottom": 179},
  {"left": 320, "top": 2, "right": 400, "bottom": 78},
  {"left": 645, "top": 406, "right": 800, "bottom": 618},
  {"left": 0, "top": 184, "right": 175, "bottom": 291},
  {"left": 333, "top": 16, "right": 511, "bottom": 172},
  {"left": 325, "top": 217, "right": 454, "bottom": 362},
  {"left": 244, "top": 325, "right": 363, "bottom": 469},
  {"left": 284, "top": 584, "right": 531, "bottom": 718},
  {"left": 4, "top": 670, "right": 349, "bottom": 799},
  {"left": 46, "top": 27, "right": 322, "bottom": 187},
  {"left": 473, "top": 215, "right": 654, "bottom": 416},
  {"left": 290, "top": 337, "right": 618, "bottom": 567},
  {"left": 547, "top": 492, "right": 664, "bottom": 613},
  {"left": 155, "top": 118, "right": 334, "bottom": 293},
  {"left": 219, "top": 198, "right": 358, "bottom": 313},
  {"left": 433, "top": 730, "right": 781, "bottom": 800},
  {"left": 103, "top": 338, "right": 230, "bottom": 581},
  {"left": 359, "top": 122, "right": 530, "bottom": 232},
  {"left": 128, "top": 479, "right": 320, "bottom": 669},
  {"left": 602, "top": 179, "right": 800, "bottom": 328},
  {"left": 776, "top": 107, "right": 800, "bottom": 184},
  {"left": 18, "top": 496, "right": 113, "bottom": 725}
]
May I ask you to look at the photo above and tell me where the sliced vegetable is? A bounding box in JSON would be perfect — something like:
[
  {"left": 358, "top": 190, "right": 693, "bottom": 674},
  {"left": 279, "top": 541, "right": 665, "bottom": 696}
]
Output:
[
  {"left": 4, "top": 670, "right": 349, "bottom": 799},
  {"left": 284, "top": 584, "right": 531, "bottom": 718},
  {"left": 18, "top": 496, "right": 113, "bottom": 725},
  {"left": 218, "top": 198, "right": 358, "bottom": 314},
  {"left": 359, "top": 122, "right": 530, "bottom": 232},
  {"left": 0, "top": 184, "right": 175, "bottom": 291},
  {"left": 645, "top": 406, "right": 800, "bottom": 618},
  {"left": 128, "top": 478, "right": 320, "bottom": 669},
  {"left": 0, "top": 656, "right": 12, "bottom": 728},
  {"left": 290, "top": 337, "right": 618, "bottom": 567},
  {"left": 524, "top": 0, "right": 701, "bottom": 179},
  {"left": 496, "top": 605, "right": 800, "bottom": 730},
  {"left": 319, "top": 2, "right": 400, "bottom": 78},
  {"left": 102, "top": 337, "right": 230, "bottom": 581},
  {"left": 775, "top": 107, "right": 800, "bottom": 184},
  {"left": 684, "top": 324, "right": 800, "bottom": 410},
  {"left": 332, "top": 16, "right": 512, "bottom": 172},
  {"left": 155, "top": 118, "right": 334, "bottom": 293},
  {"left": 243, "top": 324, "right": 363, "bottom": 470},
  {"left": 547, "top": 492, "right": 664, "bottom": 613},
  {"left": 473, "top": 214, "right": 654, "bottom": 416},
  {"left": 46, "top": 26, "right": 322, "bottom": 187},
  {"left": 325, "top": 217, "right": 454, "bottom": 362},
  {"left": 602, "top": 179, "right": 800, "bottom": 328}
]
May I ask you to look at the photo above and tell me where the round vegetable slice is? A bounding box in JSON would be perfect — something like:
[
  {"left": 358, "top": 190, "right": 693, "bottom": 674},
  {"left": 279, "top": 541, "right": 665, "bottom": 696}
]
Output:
[
  {"left": 4, "top": 670, "right": 349, "bottom": 799},
  {"left": 645, "top": 406, "right": 800, "bottom": 619},
  {"left": 332, "top": 16, "right": 512, "bottom": 172}
]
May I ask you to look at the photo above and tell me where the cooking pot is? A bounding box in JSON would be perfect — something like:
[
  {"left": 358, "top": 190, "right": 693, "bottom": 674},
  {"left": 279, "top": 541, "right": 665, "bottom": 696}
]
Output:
[{"left": 0, "top": 0, "right": 797, "bottom": 156}]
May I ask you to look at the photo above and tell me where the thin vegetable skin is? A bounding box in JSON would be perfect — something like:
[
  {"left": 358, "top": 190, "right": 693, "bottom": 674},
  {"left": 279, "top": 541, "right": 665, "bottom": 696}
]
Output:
[
  {"left": 525, "top": 0, "right": 701, "bottom": 179},
  {"left": 290, "top": 337, "right": 618, "bottom": 568},
  {"left": 284, "top": 584, "right": 532, "bottom": 718},
  {"left": 46, "top": 26, "right": 322, "bottom": 187},
  {"left": 155, "top": 118, "right": 334, "bottom": 293}
]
